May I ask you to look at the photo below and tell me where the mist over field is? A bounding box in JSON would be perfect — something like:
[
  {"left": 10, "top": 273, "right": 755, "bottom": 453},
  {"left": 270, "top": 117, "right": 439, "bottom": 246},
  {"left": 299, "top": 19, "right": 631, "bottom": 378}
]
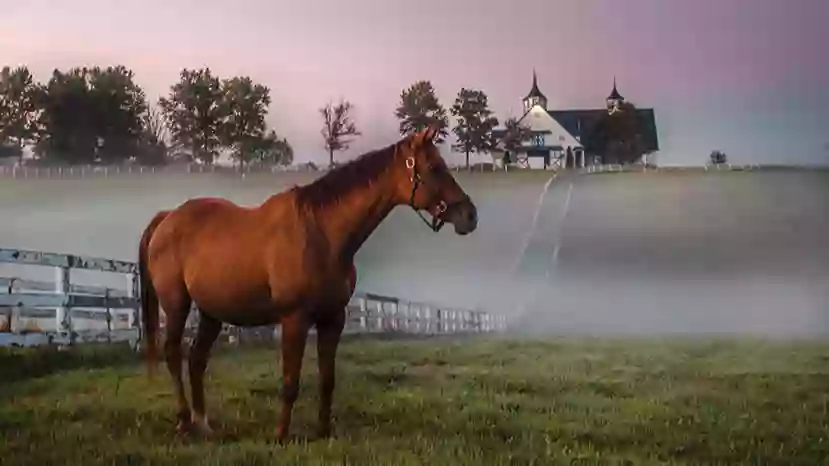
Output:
[{"left": 2, "top": 169, "right": 828, "bottom": 337}]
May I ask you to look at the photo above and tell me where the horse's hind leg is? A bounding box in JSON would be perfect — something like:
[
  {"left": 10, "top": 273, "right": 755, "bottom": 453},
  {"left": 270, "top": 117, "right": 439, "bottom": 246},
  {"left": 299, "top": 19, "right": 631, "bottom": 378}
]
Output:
[
  {"left": 188, "top": 311, "right": 223, "bottom": 436},
  {"left": 160, "top": 291, "right": 193, "bottom": 433}
]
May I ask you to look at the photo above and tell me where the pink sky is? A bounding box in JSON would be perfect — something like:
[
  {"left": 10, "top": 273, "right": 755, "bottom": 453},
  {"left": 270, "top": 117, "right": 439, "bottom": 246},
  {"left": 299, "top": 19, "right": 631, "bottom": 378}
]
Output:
[{"left": 2, "top": 0, "right": 827, "bottom": 165}]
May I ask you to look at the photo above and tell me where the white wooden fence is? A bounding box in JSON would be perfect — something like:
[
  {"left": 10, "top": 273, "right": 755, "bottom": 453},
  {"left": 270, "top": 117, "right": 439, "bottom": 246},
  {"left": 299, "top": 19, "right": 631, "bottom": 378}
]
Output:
[
  {"left": 0, "top": 247, "right": 506, "bottom": 348},
  {"left": 0, "top": 163, "right": 313, "bottom": 179},
  {"left": 583, "top": 163, "right": 767, "bottom": 175}
]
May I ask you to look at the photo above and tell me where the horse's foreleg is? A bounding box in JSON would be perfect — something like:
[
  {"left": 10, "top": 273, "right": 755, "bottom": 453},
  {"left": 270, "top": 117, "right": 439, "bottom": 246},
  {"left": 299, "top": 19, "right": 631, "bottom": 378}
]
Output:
[
  {"left": 188, "top": 311, "right": 223, "bottom": 437},
  {"left": 315, "top": 310, "right": 345, "bottom": 439},
  {"left": 276, "top": 311, "right": 310, "bottom": 443}
]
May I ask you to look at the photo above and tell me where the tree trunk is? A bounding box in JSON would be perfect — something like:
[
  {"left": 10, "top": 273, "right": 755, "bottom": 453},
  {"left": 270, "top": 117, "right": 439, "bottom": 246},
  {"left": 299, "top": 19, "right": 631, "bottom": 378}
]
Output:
[
  {"left": 329, "top": 149, "right": 335, "bottom": 169},
  {"left": 465, "top": 150, "right": 470, "bottom": 170}
]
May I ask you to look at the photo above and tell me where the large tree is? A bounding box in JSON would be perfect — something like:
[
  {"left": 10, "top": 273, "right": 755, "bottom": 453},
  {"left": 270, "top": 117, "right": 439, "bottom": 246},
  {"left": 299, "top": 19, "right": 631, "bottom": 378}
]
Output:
[
  {"left": 159, "top": 68, "right": 225, "bottom": 165},
  {"left": 450, "top": 88, "right": 499, "bottom": 169},
  {"left": 587, "top": 101, "right": 651, "bottom": 165},
  {"left": 220, "top": 76, "right": 271, "bottom": 171},
  {"left": 249, "top": 129, "right": 294, "bottom": 167},
  {"left": 34, "top": 66, "right": 148, "bottom": 164},
  {"left": 87, "top": 65, "right": 148, "bottom": 163},
  {"left": 320, "top": 99, "right": 360, "bottom": 168},
  {"left": 0, "top": 66, "right": 40, "bottom": 165},
  {"left": 394, "top": 80, "right": 449, "bottom": 144}
]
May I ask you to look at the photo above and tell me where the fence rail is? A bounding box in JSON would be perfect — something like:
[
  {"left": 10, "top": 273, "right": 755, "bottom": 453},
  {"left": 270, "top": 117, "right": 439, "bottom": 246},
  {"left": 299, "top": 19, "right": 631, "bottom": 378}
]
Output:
[
  {"left": 0, "top": 247, "right": 506, "bottom": 348},
  {"left": 0, "top": 163, "right": 316, "bottom": 179}
]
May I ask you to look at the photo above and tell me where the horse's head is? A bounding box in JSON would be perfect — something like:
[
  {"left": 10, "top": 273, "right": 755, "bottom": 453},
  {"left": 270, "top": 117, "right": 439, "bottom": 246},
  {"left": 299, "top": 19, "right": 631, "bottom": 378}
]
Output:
[{"left": 396, "top": 126, "right": 478, "bottom": 235}]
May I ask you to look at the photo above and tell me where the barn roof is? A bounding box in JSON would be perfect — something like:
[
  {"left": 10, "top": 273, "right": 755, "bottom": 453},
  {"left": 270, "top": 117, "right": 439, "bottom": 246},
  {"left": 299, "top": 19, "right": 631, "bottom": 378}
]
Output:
[{"left": 548, "top": 108, "right": 660, "bottom": 153}]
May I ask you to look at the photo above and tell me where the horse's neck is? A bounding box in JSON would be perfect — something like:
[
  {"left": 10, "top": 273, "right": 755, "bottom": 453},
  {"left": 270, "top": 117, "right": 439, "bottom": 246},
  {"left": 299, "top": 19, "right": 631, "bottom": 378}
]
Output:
[{"left": 314, "top": 179, "right": 399, "bottom": 264}]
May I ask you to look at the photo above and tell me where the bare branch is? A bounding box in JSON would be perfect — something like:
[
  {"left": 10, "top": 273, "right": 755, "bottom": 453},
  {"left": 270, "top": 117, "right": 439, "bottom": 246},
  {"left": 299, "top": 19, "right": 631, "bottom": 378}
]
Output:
[{"left": 320, "top": 98, "right": 361, "bottom": 166}]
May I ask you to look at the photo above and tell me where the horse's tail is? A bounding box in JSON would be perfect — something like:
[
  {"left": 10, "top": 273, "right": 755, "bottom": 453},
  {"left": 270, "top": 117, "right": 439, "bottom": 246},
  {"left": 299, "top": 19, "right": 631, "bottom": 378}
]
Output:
[{"left": 138, "top": 210, "right": 169, "bottom": 377}]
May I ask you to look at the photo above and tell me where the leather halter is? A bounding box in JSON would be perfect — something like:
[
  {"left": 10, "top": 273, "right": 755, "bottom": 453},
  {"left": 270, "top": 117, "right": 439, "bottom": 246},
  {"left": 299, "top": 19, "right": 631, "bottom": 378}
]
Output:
[{"left": 405, "top": 156, "right": 461, "bottom": 233}]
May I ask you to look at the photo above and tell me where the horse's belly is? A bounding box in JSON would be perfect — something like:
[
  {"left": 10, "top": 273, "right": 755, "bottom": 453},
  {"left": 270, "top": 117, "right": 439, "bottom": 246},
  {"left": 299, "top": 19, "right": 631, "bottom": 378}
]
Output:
[
  {"left": 186, "top": 264, "right": 284, "bottom": 326},
  {"left": 218, "top": 308, "right": 281, "bottom": 327}
]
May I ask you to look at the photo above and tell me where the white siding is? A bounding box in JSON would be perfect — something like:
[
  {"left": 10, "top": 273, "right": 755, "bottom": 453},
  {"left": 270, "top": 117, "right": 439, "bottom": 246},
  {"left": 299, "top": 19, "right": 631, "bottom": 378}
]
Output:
[{"left": 518, "top": 106, "right": 583, "bottom": 149}]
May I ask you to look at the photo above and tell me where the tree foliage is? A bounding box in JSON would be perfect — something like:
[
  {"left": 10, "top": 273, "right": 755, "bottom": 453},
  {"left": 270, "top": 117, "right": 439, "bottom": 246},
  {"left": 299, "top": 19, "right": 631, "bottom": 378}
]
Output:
[
  {"left": 499, "top": 117, "right": 532, "bottom": 164},
  {"left": 0, "top": 62, "right": 291, "bottom": 168},
  {"left": 587, "top": 101, "right": 650, "bottom": 165},
  {"left": 0, "top": 66, "right": 39, "bottom": 164},
  {"left": 395, "top": 81, "right": 449, "bottom": 144},
  {"left": 249, "top": 129, "right": 294, "bottom": 167},
  {"left": 33, "top": 66, "right": 148, "bottom": 164},
  {"left": 320, "top": 99, "right": 360, "bottom": 167},
  {"left": 220, "top": 76, "right": 271, "bottom": 171},
  {"left": 450, "top": 88, "right": 499, "bottom": 169},
  {"left": 159, "top": 68, "right": 225, "bottom": 165},
  {"left": 500, "top": 117, "right": 532, "bottom": 152},
  {"left": 88, "top": 66, "right": 149, "bottom": 163}
]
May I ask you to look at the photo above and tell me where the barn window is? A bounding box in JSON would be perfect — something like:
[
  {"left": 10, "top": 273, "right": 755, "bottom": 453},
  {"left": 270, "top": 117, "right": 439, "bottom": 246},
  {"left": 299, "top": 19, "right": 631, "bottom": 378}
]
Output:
[{"left": 532, "top": 134, "right": 544, "bottom": 147}]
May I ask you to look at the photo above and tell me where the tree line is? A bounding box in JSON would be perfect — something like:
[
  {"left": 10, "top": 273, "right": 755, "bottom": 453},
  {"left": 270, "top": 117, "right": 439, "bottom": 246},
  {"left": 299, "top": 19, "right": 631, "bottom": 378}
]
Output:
[
  {"left": 0, "top": 65, "right": 293, "bottom": 168},
  {"left": 1, "top": 64, "right": 649, "bottom": 169}
]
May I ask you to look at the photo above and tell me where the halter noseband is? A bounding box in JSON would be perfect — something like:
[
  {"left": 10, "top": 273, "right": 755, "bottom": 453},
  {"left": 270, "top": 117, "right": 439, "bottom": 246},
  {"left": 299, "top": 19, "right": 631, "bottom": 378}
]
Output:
[{"left": 405, "top": 156, "right": 452, "bottom": 233}]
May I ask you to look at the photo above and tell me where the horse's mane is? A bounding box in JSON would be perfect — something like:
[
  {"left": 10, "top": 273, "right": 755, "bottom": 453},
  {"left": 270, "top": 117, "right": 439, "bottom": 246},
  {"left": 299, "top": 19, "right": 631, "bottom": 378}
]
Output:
[{"left": 294, "top": 141, "right": 400, "bottom": 209}]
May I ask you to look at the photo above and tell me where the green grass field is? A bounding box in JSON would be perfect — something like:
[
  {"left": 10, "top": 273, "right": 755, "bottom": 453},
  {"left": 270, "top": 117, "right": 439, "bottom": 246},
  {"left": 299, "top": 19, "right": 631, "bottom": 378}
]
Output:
[{"left": 2, "top": 336, "right": 828, "bottom": 465}]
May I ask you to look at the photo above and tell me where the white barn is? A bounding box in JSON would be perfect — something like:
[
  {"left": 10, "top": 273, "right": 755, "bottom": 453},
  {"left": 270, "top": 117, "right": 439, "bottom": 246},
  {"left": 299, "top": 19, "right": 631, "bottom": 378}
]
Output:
[{"left": 491, "top": 72, "right": 659, "bottom": 170}]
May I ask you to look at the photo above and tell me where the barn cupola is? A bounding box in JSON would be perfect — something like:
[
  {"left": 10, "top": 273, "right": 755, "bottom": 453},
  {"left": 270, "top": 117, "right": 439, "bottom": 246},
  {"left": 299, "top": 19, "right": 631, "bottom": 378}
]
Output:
[
  {"left": 606, "top": 76, "right": 625, "bottom": 114},
  {"left": 523, "top": 70, "right": 548, "bottom": 112}
]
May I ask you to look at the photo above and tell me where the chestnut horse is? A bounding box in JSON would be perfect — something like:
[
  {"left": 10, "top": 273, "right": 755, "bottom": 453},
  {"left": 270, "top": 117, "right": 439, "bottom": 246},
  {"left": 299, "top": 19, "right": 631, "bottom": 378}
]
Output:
[{"left": 138, "top": 126, "right": 477, "bottom": 442}]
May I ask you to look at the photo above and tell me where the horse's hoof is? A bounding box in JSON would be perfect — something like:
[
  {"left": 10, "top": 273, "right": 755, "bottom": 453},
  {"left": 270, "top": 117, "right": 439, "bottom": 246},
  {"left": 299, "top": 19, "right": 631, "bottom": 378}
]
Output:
[
  {"left": 275, "top": 431, "right": 291, "bottom": 445},
  {"left": 175, "top": 420, "right": 193, "bottom": 435},
  {"left": 190, "top": 416, "right": 215, "bottom": 438},
  {"left": 194, "top": 423, "right": 215, "bottom": 438}
]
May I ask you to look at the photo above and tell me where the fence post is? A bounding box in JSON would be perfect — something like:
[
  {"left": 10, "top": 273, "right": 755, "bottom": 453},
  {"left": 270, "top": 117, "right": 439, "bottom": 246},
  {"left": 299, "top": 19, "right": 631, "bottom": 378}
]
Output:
[
  {"left": 127, "top": 272, "right": 139, "bottom": 348},
  {"left": 358, "top": 296, "right": 367, "bottom": 332},
  {"left": 55, "top": 265, "right": 72, "bottom": 344},
  {"left": 391, "top": 301, "right": 399, "bottom": 332},
  {"left": 412, "top": 303, "right": 419, "bottom": 334},
  {"left": 376, "top": 301, "right": 383, "bottom": 332},
  {"left": 400, "top": 302, "right": 408, "bottom": 333},
  {"left": 105, "top": 288, "right": 113, "bottom": 343}
]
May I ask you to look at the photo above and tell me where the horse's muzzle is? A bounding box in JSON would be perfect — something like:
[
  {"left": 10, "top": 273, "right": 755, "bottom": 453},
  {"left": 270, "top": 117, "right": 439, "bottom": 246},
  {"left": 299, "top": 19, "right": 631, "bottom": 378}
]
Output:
[{"left": 449, "top": 199, "right": 478, "bottom": 235}]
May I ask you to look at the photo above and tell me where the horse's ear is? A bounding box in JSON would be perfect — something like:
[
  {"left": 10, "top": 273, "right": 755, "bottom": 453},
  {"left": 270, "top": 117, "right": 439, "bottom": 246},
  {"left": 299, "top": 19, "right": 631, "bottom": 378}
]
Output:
[
  {"left": 412, "top": 125, "right": 439, "bottom": 147},
  {"left": 423, "top": 125, "right": 439, "bottom": 143}
]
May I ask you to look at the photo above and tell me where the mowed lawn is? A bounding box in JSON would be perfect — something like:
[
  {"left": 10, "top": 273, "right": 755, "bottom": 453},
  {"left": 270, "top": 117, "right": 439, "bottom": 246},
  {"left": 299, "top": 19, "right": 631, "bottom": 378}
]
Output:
[{"left": 2, "top": 337, "right": 829, "bottom": 466}]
